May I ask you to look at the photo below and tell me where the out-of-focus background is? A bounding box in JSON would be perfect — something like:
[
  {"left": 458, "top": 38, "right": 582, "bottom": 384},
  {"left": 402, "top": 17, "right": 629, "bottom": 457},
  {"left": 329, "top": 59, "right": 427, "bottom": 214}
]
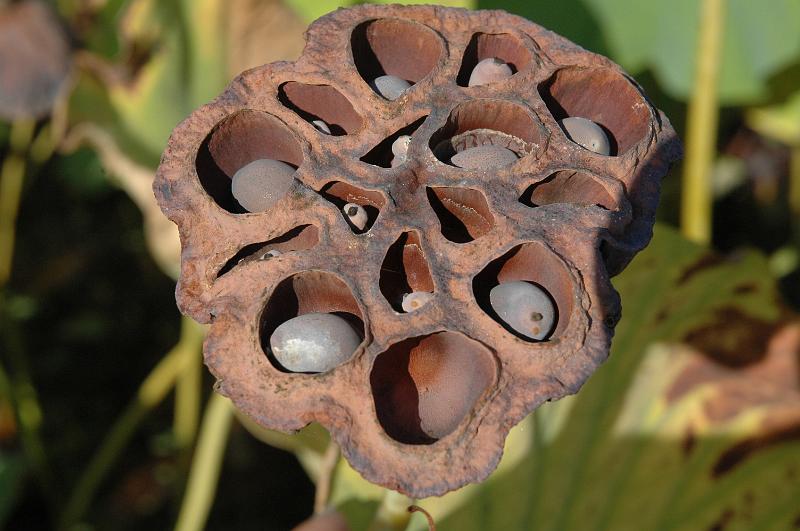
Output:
[{"left": 0, "top": 0, "right": 799, "bottom": 529}]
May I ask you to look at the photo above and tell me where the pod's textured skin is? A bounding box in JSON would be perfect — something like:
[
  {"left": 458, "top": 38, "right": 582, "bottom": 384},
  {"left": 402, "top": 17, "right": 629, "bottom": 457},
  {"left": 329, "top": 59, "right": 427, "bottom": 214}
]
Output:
[{"left": 153, "top": 4, "right": 682, "bottom": 497}]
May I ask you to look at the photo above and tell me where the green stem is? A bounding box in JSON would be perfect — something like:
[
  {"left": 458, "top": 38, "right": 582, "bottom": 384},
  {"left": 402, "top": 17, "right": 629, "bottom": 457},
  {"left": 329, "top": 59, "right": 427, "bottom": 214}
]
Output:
[
  {"left": 59, "top": 318, "right": 205, "bottom": 529},
  {"left": 173, "top": 316, "right": 205, "bottom": 448},
  {"left": 0, "top": 119, "right": 35, "bottom": 287},
  {"left": 368, "top": 490, "right": 414, "bottom": 531},
  {"left": 680, "top": 0, "right": 726, "bottom": 245},
  {"left": 174, "top": 393, "right": 234, "bottom": 531}
]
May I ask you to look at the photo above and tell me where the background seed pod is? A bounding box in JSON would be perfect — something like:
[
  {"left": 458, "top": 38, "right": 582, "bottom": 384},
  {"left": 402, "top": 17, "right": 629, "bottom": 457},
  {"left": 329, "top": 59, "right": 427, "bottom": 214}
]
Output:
[{"left": 153, "top": 4, "right": 681, "bottom": 497}]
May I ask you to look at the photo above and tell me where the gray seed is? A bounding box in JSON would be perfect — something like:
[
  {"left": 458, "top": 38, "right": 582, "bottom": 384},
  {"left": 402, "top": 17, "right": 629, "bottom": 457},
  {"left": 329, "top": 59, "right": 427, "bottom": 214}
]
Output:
[
  {"left": 270, "top": 313, "right": 361, "bottom": 373},
  {"left": 343, "top": 203, "right": 368, "bottom": 231},
  {"left": 312, "top": 119, "right": 331, "bottom": 135},
  {"left": 450, "top": 145, "right": 519, "bottom": 169},
  {"left": 231, "top": 158, "right": 296, "bottom": 213},
  {"left": 401, "top": 291, "right": 433, "bottom": 312},
  {"left": 560, "top": 117, "right": 611, "bottom": 155},
  {"left": 468, "top": 57, "right": 513, "bottom": 87},
  {"left": 489, "top": 281, "right": 556, "bottom": 340},
  {"left": 260, "top": 249, "right": 281, "bottom": 259},
  {"left": 390, "top": 135, "right": 411, "bottom": 167},
  {"left": 370, "top": 75, "right": 411, "bottom": 100}
]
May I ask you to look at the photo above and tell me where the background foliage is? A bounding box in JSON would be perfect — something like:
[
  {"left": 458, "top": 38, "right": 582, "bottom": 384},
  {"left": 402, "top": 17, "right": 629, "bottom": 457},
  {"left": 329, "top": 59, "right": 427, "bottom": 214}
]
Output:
[{"left": 1, "top": 0, "right": 799, "bottom": 529}]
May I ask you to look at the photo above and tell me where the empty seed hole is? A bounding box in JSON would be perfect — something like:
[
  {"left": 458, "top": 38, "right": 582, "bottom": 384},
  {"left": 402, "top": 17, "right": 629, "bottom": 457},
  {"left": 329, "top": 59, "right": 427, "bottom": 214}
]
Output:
[
  {"left": 196, "top": 110, "right": 304, "bottom": 213},
  {"left": 473, "top": 242, "right": 574, "bottom": 340},
  {"left": 379, "top": 231, "right": 434, "bottom": 312},
  {"left": 351, "top": 18, "right": 443, "bottom": 99},
  {"left": 319, "top": 181, "right": 385, "bottom": 233},
  {"left": 360, "top": 116, "right": 427, "bottom": 168},
  {"left": 538, "top": 67, "right": 651, "bottom": 156},
  {"left": 278, "top": 82, "right": 363, "bottom": 135},
  {"left": 426, "top": 187, "right": 494, "bottom": 243},
  {"left": 456, "top": 32, "right": 531, "bottom": 87},
  {"left": 260, "top": 271, "right": 364, "bottom": 373},
  {"left": 429, "top": 99, "right": 544, "bottom": 167},
  {"left": 519, "top": 170, "right": 617, "bottom": 210},
  {"left": 370, "top": 332, "right": 496, "bottom": 444},
  {"left": 216, "top": 225, "right": 320, "bottom": 278}
]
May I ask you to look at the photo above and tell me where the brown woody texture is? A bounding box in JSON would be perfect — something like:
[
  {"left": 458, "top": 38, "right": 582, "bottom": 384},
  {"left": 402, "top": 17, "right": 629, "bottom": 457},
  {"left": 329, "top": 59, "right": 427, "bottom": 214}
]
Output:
[{"left": 153, "top": 4, "right": 682, "bottom": 497}]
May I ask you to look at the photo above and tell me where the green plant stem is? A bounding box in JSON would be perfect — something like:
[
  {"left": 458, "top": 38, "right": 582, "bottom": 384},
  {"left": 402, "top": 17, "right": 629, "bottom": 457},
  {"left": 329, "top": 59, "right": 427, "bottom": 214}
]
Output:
[
  {"left": 174, "top": 393, "right": 234, "bottom": 531},
  {"left": 790, "top": 145, "right": 800, "bottom": 221},
  {"left": 173, "top": 317, "right": 205, "bottom": 448},
  {"left": 0, "top": 119, "right": 35, "bottom": 287},
  {"left": 313, "top": 440, "right": 340, "bottom": 514},
  {"left": 368, "top": 490, "right": 414, "bottom": 531},
  {"left": 680, "top": 0, "right": 726, "bottom": 245},
  {"left": 59, "top": 318, "right": 205, "bottom": 529}
]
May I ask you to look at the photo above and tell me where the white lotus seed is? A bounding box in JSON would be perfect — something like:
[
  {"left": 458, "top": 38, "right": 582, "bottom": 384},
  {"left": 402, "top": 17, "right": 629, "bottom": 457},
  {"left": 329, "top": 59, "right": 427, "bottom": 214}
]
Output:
[
  {"left": 260, "top": 249, "right": 282, "bottom": 259},
  {"left": 343, "top": 203, "right": 368, "bottom": 231},
  {"left": 450, "top": 145, "right": 519, "bottom": 169},
  {"left": 370, "top": 75, "right": 411, "bottom": 100},
  {"left": 468, "top": 57, "right": 513, "bottom": 87},
  {"left": 270, "top": 313, "right": 361, "bottom": 373},
  {"left": 231, "top": 158, "right": 297, "bottom": 213},
  {"left": 489, "top": 281, "right": 556, "bottom": 340},
  {"left": 312, "top": 119, "right": 331, "bottom": 135},
  {"left": 560, "top": 116, "right": 611, "bottom": 155},
  {"left": 390, "top": 135, "right": 412, "bottom": 167},
  {"left": 401, "top": 291, "right": 433, "bottom": 312}
]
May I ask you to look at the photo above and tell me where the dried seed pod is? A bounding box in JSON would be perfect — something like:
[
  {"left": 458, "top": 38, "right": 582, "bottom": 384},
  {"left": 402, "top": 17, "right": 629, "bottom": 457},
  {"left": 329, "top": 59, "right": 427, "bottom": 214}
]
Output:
[
  {"left": 343, "top": 203, "right": 368, "bottom": 231},
  {"left": 231, "top": 159, "right": 297, "bottom": 212},
  {"left": 450, "top": 145, "right": 519, "bottom": 169},
  {"left": 154, "top": 4, "right": 681, "bottom": 499},
  {"left": 390, "top": 135, "right": 412, "bottom": 167},
  {"left": 269, "top": 313, "right": 361, "bottom": 373},
  {"left": 489, "top": 281, "right": 556, "bottom": 340},
  {"left": 312, "top": 119, "right": 332, "bottom": 134},
  {"left": 560, "top": 116, "right": 611, "bottom": 155},
  {"left": 401, "top": 291, "right": 433, "bottom": 312},
  {"left": 370, "top": 74, "right": 411, "bottom": 100},
  {"left": 468, "top": 57, "right": 513, "bottom": 87}
]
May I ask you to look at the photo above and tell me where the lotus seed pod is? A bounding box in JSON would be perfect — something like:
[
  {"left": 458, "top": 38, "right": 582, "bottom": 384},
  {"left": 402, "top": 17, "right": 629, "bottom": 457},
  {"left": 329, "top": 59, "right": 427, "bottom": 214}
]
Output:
[
  {"left": 343, "top": 203, "right": 369, "bottom": 231},
  {"left": 401, "top": 291, "right": 433, "bottom": 312},
  {"left": 560, "top": 116, "right": 611, "bottom": 156},
  {"left": 154, "top": 3, "right": 682, "bottom": 499},
  {"left": 450, "top": 145, "right": 519, "bottom": 169},
  {"left": 231, "top": 159, "right": 297, "bottom": 212},
  {"left": 489, "top": 281, "right": 556, "bottom": 340},
  {"left": 468, "top": 57, "right": 513, "bottom": 87},
  {"left": 269, "top": 313, "right": 361, "bottom": 373},
  {"left": 390, "top": 135, "right": 412, "bottom": 167},
  {"left": 370, "top": 74, "right": 411, "bottom": 100},
  {"left": 312, "top": 119, "right": 332, "bottom": 134}
]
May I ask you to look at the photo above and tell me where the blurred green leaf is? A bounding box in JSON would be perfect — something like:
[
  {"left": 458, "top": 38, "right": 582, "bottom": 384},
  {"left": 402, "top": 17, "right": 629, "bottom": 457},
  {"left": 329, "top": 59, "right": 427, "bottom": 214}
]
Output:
[
  {"left": 747, "top": 89, "right": 800, "bottom": 146},
  {"left": 0, "top": 453, "right": 26, "bottom": 527},
  {"left": 583, "top": 0, "right": 800, "bottom": 104},
  {"left": 284, "top": 0, "right": 475, "bottom": 23},
  {"left": 400, "top": 223, "right": 800, "bottom": 530}
]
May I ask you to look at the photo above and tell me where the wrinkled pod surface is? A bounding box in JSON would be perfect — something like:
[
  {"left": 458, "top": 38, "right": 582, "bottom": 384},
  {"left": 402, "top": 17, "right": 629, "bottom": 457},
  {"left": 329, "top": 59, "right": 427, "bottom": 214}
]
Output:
[{"left": 153, "top": 4, "right": 681, "bottom": 497}]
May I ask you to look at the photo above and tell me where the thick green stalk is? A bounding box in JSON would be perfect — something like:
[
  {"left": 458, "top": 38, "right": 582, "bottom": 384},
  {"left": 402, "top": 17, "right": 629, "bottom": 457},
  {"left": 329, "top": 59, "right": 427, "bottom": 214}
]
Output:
[
  {"left": 680, "top": 0, "right": 726, "bottom": 245},
  {"left": 0, "top": 120, "right": 35, "bottom": 287},
  {"left": 368, "top": 490, "right": 414, "bottom": 531},
  {"left": 174, "top": 393, "right": 234, "bottom": 531},
  {"left": 173, "top": 317, "right": 205, "bottom": 448}
]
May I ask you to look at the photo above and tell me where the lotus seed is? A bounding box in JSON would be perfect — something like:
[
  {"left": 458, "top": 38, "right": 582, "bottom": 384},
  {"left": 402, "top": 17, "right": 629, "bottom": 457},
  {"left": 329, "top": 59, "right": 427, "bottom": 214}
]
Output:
[
  {"left": 343, "top": 203, "right": 368, "bottom": 231},
  {"left": 489, "top": 281, "right": 556, "bottom": 340},
  {"left": 560, "top": 116, "right": 611, "bottom": 155},
  {"left": 390, "top": 135, "right": 412, "bottom": 167},
  {"left": 450, "top": 145, "right": 519, "bottom": 169},
  {"left": 260, "top": 249, "right": 281, "bottom": 259},
  {"left": 401, "top": 291, "right": 433, "bottom": 312},
  {"left": 231, "top": 158, "right": 297, "bottom": 213},
  {"left": 468, "top": 57, "right": 513, "bottom": 87},
  {"left": 370, "top": 75, "right": 411, "bottom": 100},
  {"left": 270, "top": 312, "right": 361, "bottom": 373},
  {"left": 312, "top": 119, "right": 331, "bottom": 135}
]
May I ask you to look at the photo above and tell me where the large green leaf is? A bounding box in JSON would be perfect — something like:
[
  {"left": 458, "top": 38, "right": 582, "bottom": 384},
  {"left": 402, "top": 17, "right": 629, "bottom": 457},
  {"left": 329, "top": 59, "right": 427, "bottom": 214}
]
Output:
[
  {"left": 284, "top": 0, "right": 475, "bottom": 24},
  {"left": 388, "top": 223, "right": 800, "bottom": 530}
]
